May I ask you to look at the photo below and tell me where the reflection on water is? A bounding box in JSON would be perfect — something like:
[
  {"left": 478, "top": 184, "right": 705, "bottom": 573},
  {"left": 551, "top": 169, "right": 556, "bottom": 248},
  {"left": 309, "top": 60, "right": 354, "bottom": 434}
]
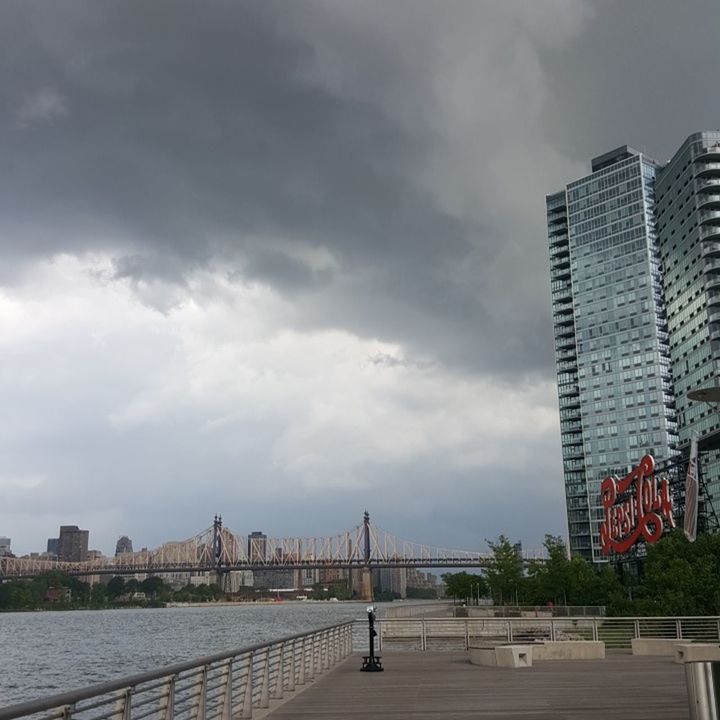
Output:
[{"left": 0, "top": 602, "right": 369, "bottom": 706}]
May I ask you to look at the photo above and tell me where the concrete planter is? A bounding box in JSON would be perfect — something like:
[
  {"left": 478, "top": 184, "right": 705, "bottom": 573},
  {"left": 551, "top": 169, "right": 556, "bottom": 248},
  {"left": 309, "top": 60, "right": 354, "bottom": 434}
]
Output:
[
  {"left": 631, "top": 638, "right": 691, "bottom": 657},
  {"left": 674, "top": 643, "right": 720, "bottom": 664},
  {"left": 533, "top": 640, "right": 605, "bottom": 660}
]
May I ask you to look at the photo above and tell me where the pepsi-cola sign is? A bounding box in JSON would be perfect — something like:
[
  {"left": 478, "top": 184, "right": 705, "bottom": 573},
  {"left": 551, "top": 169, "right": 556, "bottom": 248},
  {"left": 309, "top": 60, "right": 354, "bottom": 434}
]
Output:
[{"left": 599, "top": 454, "right": 674, "bottom": 556}]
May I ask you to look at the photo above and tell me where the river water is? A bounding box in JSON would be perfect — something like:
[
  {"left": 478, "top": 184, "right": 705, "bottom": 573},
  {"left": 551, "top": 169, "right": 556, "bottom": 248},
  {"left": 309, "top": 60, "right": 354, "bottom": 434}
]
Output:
[{"left": 0, "top": 602, "right": 372, "bottom": 707}]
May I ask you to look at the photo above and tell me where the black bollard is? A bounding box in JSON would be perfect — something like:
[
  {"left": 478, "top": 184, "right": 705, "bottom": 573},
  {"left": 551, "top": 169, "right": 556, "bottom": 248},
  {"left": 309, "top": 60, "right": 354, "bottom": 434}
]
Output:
[{"left": 360, "top": 606, "right": 383, "bottom": 672}]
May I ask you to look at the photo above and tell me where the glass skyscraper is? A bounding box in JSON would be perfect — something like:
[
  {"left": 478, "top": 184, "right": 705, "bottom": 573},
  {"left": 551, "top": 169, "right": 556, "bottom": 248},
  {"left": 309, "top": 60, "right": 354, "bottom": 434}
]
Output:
[
  {"left": 656, "top": 131, "right": 720, "bottom": 527},
  {"left": 547, "top": 146, "right": 678, "bottom": 562}
]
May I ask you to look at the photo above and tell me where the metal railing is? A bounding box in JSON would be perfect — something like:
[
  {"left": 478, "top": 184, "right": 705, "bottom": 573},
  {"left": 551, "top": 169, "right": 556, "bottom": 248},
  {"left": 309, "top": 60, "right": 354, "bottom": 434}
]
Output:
[
  {"left": 453, "top": 605, "right": 606, "bottom": 618},
  {"left": 0, "top": 622, "right": 354, "bottom": 720},
  {"left": 377, "top": 616, "right": 720, "bottom": 651}
]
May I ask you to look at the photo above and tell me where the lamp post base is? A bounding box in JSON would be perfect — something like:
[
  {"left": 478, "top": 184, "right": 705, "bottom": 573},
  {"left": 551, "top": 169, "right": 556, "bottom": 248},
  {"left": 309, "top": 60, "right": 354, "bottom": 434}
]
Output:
[{"left": 360, "top": 656, "right": 384, "bottom": 672}]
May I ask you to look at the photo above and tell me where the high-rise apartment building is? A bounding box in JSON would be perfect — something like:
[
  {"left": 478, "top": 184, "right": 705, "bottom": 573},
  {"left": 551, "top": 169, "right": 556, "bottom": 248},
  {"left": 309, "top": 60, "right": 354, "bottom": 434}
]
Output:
[
  {"left": 57, "top": 525, "right": 89, "bottom": 562},
  {"left": 656, "top": 131, "right": 720, "bottom": 522},
  {"left": 0, "top": 537, "right": 11, "bottom": 556},
  {"left": 547, "top": 146, "right": 678, "bottom": 562}
]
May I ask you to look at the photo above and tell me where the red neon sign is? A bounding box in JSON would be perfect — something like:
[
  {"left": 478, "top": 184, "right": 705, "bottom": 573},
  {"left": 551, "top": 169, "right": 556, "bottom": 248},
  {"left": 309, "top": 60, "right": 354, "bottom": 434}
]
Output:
[{"left": 599, "top": 455, "right": 674, "bottom": 556}]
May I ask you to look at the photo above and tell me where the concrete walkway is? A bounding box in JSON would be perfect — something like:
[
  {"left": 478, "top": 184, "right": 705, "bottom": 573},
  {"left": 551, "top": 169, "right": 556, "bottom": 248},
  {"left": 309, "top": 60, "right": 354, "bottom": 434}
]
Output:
[{"left": 265, "top": 652, "right": 689, "bottom": 719}]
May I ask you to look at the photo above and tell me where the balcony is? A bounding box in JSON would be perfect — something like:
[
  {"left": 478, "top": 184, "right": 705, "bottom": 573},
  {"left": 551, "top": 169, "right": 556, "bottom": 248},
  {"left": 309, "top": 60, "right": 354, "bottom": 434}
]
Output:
[
  {"left": 549, "top": 245, "right": 570, "bottom": 259},
  {"left": 701, "top": 225, "right": 720, "bottom": 242},
  {"left": 704, "top": 257, "right": 720, "bottom": 274},
  {"left": 696, "top": 145, "right": 720, "bottom": 162},
  {"left": 556, "top": 337, "right": 576, "bottom": 351},
  {"left": 707, "top": 290, "right": 720, "bottom": 306},
  {"left": 696, "top": 178, "right": 720, "bottom": 194},
  {"left": 698, "top": 193, "right": 720, "bottom": 210},
  {"left": 702, "top": 241, "right": 720, "bottom": 258},
  {"left": 694, "top": 162, "right": 720, "bottom": 179},
  {"left": 553, "top": 300, "right": 574, "bottom": 314},
  {"left": 558, "top": 383, "right": 579, "bottom": 398},
  {"left": 547, "top": 203, "right": 567, "bottom": 216},
  {"left": 699, "top": 210, "right": 720, "bottom": 226},
  {"left": 707, "top": 309, "right": 720, "bottom": 325},
  {"left": 559, "top": 396, "right": 581, "bottom": 410},
  {"left": 706, "top": 274, "right": 720, "bottom": 292}
]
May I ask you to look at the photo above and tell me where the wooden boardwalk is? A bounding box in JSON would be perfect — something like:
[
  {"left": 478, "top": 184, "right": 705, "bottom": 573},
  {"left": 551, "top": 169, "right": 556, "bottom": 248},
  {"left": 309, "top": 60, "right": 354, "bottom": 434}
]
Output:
[{"left": 265, "top": 652, "right": 690, "bottom": 719}]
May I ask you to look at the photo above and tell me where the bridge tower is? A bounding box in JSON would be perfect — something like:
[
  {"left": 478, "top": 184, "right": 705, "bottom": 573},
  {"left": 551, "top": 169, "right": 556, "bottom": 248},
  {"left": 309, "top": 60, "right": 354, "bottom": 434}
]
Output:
[
  {"left": 359, "top": 510, "right": 374, "bottom": 602},
  {"left": 212, "top": 514, "right": 226, "bottom": 589}
]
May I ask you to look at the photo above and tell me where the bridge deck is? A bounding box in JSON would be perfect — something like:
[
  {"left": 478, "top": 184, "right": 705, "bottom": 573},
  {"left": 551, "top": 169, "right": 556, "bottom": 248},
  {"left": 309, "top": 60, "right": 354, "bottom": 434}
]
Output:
[{"left": 266, "top": 651, "right": 689, "bottom": 719}]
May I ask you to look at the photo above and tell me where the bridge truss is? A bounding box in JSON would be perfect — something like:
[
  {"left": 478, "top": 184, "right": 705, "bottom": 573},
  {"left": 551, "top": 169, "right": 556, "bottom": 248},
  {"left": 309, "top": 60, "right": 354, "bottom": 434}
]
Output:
[{"left": 0, "top": 513, "right": 545, "bottom": 579}]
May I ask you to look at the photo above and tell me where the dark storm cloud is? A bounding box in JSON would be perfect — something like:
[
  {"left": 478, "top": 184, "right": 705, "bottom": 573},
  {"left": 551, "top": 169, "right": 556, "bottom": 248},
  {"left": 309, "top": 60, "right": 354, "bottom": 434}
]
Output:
[
  {"left": 0, "top": 0, "right": 554, "bottom": 376},
  {"left": 1, "top": 0, "right": 719, "bottom": 375},
  {"left": 539, "top": 0, "right": 720, "bottom": 165}
]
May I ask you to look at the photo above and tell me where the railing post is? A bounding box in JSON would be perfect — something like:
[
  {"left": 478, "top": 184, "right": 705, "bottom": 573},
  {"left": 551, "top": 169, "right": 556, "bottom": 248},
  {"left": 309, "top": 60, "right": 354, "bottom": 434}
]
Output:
[
  {"left": 260, "top": 649, "right": 270, "bottom": 709},
  {"left": 287, "top": 640, "right": 296, "bottom": 692},
  {"left": 161, "top": 676, "right": 176, "bottom": 720},
  {"left": 550, "top": 619, "right": 556, "bottom": 642},
  {"left": 195, "top": 665, "right": 208, "bottom": 720},
  {"left": 678, "top": 619, "right": 684, "bottom": 640},
  {"left": 114, "top": 688, "right": 132, "bottom": 720},
  {"left": 592, "top": 620, "right": 599, "bottom": 643},
  {"left": 61, "top": 704, "right": 75, "bottom": 720},
  {"left": 508, "top": 621, "right": 513, "bottom": 643},
  {"left": 272, "top": 645, "right": 284, "bottom": 700},
  {"left": 634, "top": 619, "right": 641, "bottom": 639},
  {"left": 685, "top": 661, "right": 717, "bottom": 720},
  {"left": 421, "top": 619, "right": 427, "bottom": 651},
  {"left": 320, "top": 630, "right": 330, "bottom": 670},
  {"left": 241, "top": 652, "right": 253, "bottom": 720},
  {"left": 375, "top": 621, "right": 381, "bottom": 654},
  {"left": 464, "top": 619, "right": 469, "bottom": 650},
  {"left": 298, "top": 638, "right": 306, "bottom": 686},
  {"left": 307, "top": 635, "right": 315, "bottom": 680},
  {"left": 221, "top": 660, "right": 233, "bottom": 720}
]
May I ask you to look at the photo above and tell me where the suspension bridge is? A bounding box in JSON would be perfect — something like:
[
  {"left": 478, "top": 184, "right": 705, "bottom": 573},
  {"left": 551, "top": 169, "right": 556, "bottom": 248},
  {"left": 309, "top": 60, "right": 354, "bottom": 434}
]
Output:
[{"left": 0, "top": 512, "right": 545, "bottom": 598}]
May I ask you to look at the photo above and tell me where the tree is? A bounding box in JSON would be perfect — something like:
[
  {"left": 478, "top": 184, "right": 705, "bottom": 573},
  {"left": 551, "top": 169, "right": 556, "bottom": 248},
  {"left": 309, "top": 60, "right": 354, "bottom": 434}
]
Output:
[
  {"left": 107, "top": 576, "right": 126, "bottom": 598},
  {"left": 632, "top": 530, "right": 720, "bottom": 616},
  {"left": 140, "top": 576, "right": 169, "bottom": 598},
  {"left": 441, "top": 572, "right": 487, "bottom": 602},
  {"left": 525, "top": 535, "right": 571, "bottom": 605},
  {"left": 485, "top": 535, "right": 523, "bottom": 605},
  {"left": 90, "top": 583, "right": 108, "bottom": 606}
]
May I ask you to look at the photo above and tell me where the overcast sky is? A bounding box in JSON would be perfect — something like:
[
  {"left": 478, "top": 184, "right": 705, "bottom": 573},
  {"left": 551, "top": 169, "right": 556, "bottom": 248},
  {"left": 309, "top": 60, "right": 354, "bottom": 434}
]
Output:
[{"left": 1, "top": 0, "right": 719, "bottom": 556}]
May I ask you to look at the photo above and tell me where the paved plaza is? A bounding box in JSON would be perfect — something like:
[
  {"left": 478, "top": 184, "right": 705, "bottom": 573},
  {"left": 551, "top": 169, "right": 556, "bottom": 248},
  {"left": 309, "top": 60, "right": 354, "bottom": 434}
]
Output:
[{"left": 266, "top": 651, "right": 689, "bottom": 719}]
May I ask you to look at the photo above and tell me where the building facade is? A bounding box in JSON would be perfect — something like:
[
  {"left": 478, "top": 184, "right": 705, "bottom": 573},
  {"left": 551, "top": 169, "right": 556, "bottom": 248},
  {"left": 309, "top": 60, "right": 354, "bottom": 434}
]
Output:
[
  {"left": 57, "top": 525, "right": 89, "bottom": 562},
  {"left": 115, "top": 536, "right": 133, "bottom": 555},
  {"left": 0, "top": 537, "right": 11, "bottom": 556},
  {"left": 656, "top": 131, "right": 720, "bottom": 524},
  {"left": 548, "top": 146, "right": 678, "bottom": 562}
]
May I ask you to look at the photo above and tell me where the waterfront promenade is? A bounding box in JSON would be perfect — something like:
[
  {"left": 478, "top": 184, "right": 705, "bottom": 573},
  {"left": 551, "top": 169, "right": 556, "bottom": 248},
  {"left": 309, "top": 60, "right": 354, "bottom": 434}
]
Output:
[{"left": 264, "top": 652, "right": 689, "bottom": 719}]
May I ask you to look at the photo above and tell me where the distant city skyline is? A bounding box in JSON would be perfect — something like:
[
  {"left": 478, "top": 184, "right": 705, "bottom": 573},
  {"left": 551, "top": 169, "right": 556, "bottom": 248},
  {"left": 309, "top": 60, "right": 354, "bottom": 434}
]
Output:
[{"left": 1, "top": 1, "right": 719, "bottom": 556}]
